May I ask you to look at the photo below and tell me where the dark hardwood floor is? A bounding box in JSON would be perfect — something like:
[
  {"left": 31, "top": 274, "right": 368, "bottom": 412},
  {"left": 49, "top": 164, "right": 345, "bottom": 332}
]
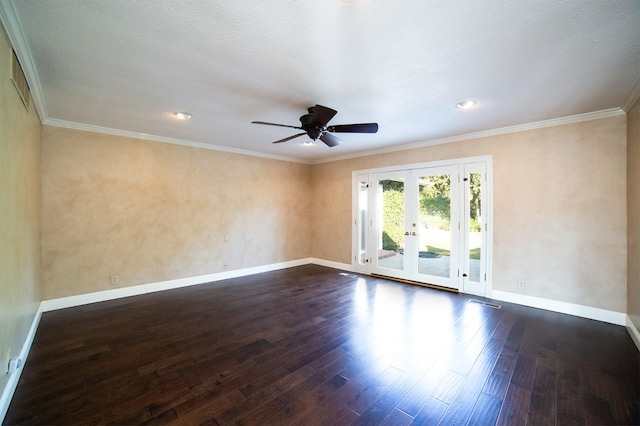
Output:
[{"left": 4, "top": 265, "right": 639, "bottom": 425}]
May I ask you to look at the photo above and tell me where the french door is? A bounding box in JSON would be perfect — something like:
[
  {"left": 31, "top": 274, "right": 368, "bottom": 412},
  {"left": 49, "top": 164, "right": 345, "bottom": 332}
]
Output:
[{"left": 353, "top": 159, "right": 490, "bottom": 296}]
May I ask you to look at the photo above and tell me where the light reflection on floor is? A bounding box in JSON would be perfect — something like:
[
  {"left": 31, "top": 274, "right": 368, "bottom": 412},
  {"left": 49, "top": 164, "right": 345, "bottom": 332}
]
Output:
[{"left": 348, "top": 275, "right": 493, "bottom": 391}]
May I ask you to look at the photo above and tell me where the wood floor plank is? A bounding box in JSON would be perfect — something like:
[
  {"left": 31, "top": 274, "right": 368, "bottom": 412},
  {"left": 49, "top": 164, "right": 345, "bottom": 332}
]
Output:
[
  {"left": 380, "top": 407, "right": 414, "bottom": 426},
  {"left": 431, "top": 370, "right": 466, "bottom": 405},
  {"left": 411, "top": 396, "right": 449, "bottom": 425},
  {"left": 496, "top": 383, "right": 531, "bottom": 426},
  {"left": 556, "top": 354, "right": 586, "bottom": 425},
  {"left": 437, "top": 350, "right": 502, "bottom": 426},
  {"left": 4, "top": 265, "right": 638, "bottom": 426},
  {"left": 467, "top": 393, "right": 502, "bottom": 426}
]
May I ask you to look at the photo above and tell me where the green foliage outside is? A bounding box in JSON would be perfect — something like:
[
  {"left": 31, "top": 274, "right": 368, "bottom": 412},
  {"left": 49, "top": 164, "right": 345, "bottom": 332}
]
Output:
[
  {"left": 380, "top": 173, "right": 483, "bottom": 253},
  {"left": 468, "top": 173, "right": 482, "bottom": 232},
  {"left": 380, "top": 180, "right": 404, "bottom": 251},
  {"left": 420, "top": 175, "right": 452, "bottom": 230}
]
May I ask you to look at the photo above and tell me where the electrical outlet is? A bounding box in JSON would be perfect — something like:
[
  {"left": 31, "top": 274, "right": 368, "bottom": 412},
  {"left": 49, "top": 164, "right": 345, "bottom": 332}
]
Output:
[
  {"left": 8, "top": 357, "right": 21, "bottom": 374},
  {"left": 223, "top": 262, "right": 228, "bottom": 269},
  {"left": 517, "top": 280, "right": 525, "bottom": 290},
  {"left": 110, "top": 275, "right": 119, "bottom": 285}
]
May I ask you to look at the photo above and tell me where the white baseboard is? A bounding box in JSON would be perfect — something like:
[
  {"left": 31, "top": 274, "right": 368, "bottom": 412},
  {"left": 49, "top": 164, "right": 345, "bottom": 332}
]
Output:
[
  {"left": 0, "top": 305, "right": 42, "bottom": 423},
  {"left": 2, "top": 262, "right": 637, "bottom": 423},
  {"left": 309, "top": 258, "right": 354, "bottom": 272},
  {"left": 491, "top": 290, "right": 626, "bottom": 326},
  {"left": 41, "top": 258, "right": 316, "bottom": 312},
  {"left": 626, "top": 316, "right": 640, "bottom": 351},
  {"left": 4, "top": 258, "right": 351, "bottom": 423}
]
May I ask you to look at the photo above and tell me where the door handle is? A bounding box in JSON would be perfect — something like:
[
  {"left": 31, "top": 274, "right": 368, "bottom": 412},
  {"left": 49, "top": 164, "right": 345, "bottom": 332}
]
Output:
[
  {"left": 462, "top": 273, "right": 468, "bottom": 277},
  {"left": 411, "top": 232, "right": 417, "bottom": 236},
  {"left": 404, "top": 231, "right": 410, "bottom": 235}
]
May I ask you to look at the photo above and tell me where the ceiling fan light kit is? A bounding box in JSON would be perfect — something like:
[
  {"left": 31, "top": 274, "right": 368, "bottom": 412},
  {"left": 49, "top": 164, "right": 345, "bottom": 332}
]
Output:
[
  {"left": 174, "top": 112, "right": 192, "bottom": 120},
  {"left": 252, "top": 105, "right": 379, "bottom": 148},
  {"left": 456, "top": 100, "right": 476, "bottom": 109}
]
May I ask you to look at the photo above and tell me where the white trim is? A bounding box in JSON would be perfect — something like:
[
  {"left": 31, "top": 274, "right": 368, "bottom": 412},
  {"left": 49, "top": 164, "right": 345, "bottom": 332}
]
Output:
[
  {"left": 0, "top": 0, "right": 630, "bottom": 167},
  {"left": 352, "top": 156, "right": 494, "bottom": 297},
  {"left": 2, "top": 262, "right": 636, "bottom": 422},
  {"left": 352, "top": 155, "right": 495, "bottom": 176},
  {"left": 1, "top": 258, "right": 347, "bottom": 422},
  {"left": 622, "top": 78, "right": 640, "bottom": 112},
  {"left": 312, "top": 108, "right": 625, "bottom": 165},
  {"left": 309, "top": 257, "right": 354, "bottom": 272},
  {"left": 626, "top": 316, "right": 640, "bottom": 352},
  {"left": 43, "top": 118, "right": 310, "bottom": 165},
  {"left": 37, "top": 258, "right": 353, "bottom": 313},
  {"left": 491, "top": 290, "right": 626, "bottom": 326},
  {"left": 0, "top": 305, "right": 42, "bottom": 423},
  {"left": 41, "top": 258, "right": 314, "bottom": 312}
]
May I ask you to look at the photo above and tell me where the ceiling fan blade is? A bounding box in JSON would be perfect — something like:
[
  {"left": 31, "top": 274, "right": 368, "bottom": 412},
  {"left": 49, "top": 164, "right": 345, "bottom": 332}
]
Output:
[
  {"left": 252, "top": 121, "right": 303, "bottom": 130},
  {"left": 272, "top": 133, "right": 307, "bottom": 144},
  {"left": 311, "top": 105, "right": 338, "bottom": 126},
  {"left": 319, "top": 132, "right": 343, "bottom": 147},
  {"left": 328, "top": 123, "right": 379, "bottom": 133}
]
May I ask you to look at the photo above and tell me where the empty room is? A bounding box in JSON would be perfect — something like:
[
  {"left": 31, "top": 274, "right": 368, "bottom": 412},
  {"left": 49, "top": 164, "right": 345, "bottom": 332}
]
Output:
[{"left": 1, "top": 0, "right": 639, "bottom": 425}]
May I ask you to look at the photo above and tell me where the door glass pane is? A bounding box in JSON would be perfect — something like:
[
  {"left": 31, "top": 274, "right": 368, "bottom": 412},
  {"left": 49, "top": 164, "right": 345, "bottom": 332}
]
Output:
[
  {"left": 358, "top": 180, "right": 368, "bottom": 265},
  {"left": 468, "top": 172, "right": 482, "bottom": 282},
  {"left": 418, "top": 174, "right": 451, "bottom": 278},
  {"left": 377, "top": 178, "right": 405, "bottom": 271}
]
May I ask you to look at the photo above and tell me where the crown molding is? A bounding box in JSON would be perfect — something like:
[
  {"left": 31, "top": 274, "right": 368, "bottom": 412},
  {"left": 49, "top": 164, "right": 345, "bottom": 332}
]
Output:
[
  {"left": 0, "top": 0, "right": 307, "bottom": 165},
  {"left": 2, "top": 0, "right": 631, "bottom": 167},
  {"left": 310, "top": 108, "right": 626, "bottom": 165},
  {"left": 622, "top": 78, "right": 640, "bottom": 112},
  {"left": 44, "top": 118, "right": 311, "bottom": 165},
  {"left": 0, "top": 0, "right": 46, "bottom": 121}
]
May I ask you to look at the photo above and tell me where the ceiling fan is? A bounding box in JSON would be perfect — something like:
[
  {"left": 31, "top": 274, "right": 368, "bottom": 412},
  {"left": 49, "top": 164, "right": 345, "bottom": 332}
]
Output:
[{"left": 252, "top": 104, "right": 379, "bottom": 147}]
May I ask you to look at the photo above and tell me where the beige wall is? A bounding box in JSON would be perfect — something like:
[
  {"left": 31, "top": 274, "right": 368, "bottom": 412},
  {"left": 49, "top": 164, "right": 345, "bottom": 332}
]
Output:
[
  {"left": 628, "top": 99, "right": 640, "bottom": 329},
  {"left": 312, "top": 116, "right": 628, "bottom": 312},
  {"left": 0, "top": 29, "right": 41, "bottom": 390},
  {"left": 40, "top": 126, "right": 311, "bottom": 299},
  {"left": 34, "top": 112, "right": 631, "bottom": 313}
]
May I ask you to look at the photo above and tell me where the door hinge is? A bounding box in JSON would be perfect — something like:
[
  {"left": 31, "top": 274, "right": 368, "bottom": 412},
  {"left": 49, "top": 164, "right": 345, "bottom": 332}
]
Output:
[
  {"left": 485, "top": 223, "right": 488, "bottom": 231},
  {"left": 484, "top": 273, "right": 487, "bottom": 281}
]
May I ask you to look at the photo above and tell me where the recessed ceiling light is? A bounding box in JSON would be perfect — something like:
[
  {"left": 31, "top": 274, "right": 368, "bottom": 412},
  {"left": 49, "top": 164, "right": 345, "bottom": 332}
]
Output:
[
  {"left": 302, "top": 140, "right": 314, "bottom": 146},
  {"left": 456, "top": 100, "right": 476, "bottom": 109},
  {"left": 174, "top": 112, "right": 192, "bottom": 120}
]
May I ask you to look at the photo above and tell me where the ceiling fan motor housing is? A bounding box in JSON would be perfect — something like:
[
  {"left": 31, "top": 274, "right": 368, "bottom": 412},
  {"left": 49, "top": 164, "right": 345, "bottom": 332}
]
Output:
[{"left": 300, "top": 111, "right": 324, "bottom": 140}]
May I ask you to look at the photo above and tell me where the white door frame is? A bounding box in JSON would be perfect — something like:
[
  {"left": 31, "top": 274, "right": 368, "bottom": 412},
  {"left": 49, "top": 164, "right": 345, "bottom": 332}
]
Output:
[{"left": 351, "top": 155, "right": 493, "bottom": 297}]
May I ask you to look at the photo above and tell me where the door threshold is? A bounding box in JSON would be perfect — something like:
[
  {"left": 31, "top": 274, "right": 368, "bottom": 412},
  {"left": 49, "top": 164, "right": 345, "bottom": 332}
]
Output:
[{"left": 371, "top": 274, "right": 459, "bottom": 294}]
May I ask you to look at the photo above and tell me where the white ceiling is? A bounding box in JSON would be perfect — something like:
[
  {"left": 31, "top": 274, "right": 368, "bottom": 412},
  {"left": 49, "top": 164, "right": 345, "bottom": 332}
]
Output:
[{"left": 2, "top": 0, "right": 639, "bottom": 163}]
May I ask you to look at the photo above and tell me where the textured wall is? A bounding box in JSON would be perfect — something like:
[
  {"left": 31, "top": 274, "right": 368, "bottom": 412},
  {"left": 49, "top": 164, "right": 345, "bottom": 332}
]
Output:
[
  {"left": 628, "top": 99, "right": 640, "bottom": 329},
  {"left": 41, "top": 126, "right": 311, "bottom": 299},
  {"left": 312, "top": 116, "right": 627, "bottom": 312},
  {"left": 0, "top": 30, "right": 41, "bottom": 393}
]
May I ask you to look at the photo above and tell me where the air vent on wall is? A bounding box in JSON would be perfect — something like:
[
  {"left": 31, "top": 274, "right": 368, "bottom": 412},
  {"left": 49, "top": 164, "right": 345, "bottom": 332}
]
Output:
[{"left": 11, "top": 49, "right": 30, "bottom": 111}]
